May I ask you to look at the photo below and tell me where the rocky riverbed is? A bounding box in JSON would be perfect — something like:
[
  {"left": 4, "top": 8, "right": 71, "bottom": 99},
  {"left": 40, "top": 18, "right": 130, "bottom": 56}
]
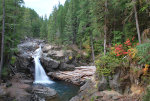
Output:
[
  {"left": 0, "top": 38, "right": 96, "bottom": 101},
  {"left": 0, "top": 38, "right": 145, "bottom": 101},
  {"left": 0, "top": 73, "right": 57, "bottom": 101}
]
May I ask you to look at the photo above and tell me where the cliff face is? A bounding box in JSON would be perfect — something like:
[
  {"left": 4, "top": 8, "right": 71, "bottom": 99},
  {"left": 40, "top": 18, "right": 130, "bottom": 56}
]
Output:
[{"left": 16, "top": 38, "right": 75, "bottom": 75}]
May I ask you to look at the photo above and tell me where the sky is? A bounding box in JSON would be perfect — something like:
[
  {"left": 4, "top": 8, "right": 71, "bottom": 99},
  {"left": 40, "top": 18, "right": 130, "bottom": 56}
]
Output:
[{"left": 24, "top": 0, "right": 66, "bottom": 17}]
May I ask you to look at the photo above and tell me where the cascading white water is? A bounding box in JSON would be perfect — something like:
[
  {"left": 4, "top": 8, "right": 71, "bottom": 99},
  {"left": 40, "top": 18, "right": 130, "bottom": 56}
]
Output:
[{"left": 33, "top": 46, "right": 54, "bottom": 84}]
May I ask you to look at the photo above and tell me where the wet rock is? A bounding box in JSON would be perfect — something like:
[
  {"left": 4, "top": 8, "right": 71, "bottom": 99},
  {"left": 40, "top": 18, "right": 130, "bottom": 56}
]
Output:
[
  {"left": 16, "top": 40, "right": 38, "bottom": 74},
  {"left": 32, "top": 85, "right": 57, "bottom": 101},
  {"left": 98, "top": 75, "right": 108, "bottom": 91},
  {"left": 59, "top": 62, "right": 75, "bottom": 71}
]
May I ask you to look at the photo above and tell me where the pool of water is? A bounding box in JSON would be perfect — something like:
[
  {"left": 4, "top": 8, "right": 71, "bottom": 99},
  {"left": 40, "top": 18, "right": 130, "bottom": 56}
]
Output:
[{"left": 35, "top": 80, "right": 80, "bottom": 101}]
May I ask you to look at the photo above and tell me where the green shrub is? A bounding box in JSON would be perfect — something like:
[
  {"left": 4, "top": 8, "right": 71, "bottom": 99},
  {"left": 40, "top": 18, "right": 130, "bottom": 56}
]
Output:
[
  {"left": 136, "top": 42, "right": 150, "bottom": 65},
  {"left": 95, "top": 53, "right": 121, "bottom": 77}
]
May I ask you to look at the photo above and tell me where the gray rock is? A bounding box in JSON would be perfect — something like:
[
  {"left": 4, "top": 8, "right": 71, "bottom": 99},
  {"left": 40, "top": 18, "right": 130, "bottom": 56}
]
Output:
[
  {"left": 32, "top": 85, "right": 57, "bottom": 101},
  {"left": 69, "top": 80, "right": 97, "bottom": 101},
  {"left": 101, "top": 90, "right": 122, "bottom": 99},
  {"left": 16, "top": 52, "right": 33, "bottom": 73},
  {"left": 16, "top": 95, "right": 31, "bottom": 101},
  {"left": 70, "top": 96, "right": 80, "bottom": 101},
  {"left": 18, "top": 42, "right": 38, "bottom": 53},
  {"left": 40, "top": 54, "right": 60, "bottom": 71},
  {"left": 109, "top": 70, "right": 121, "bottom": 92},
  {"left": 98, "top": 75, "right": 108, "bottom": 91},
  {"left": 80, "top": 80, "right": 92, "bottom": 92},
  {"left": 16, "top": 40, "right": 39, "bottom": 74},
  {"left": 59, "top": 62, "right": 75, "bottom": 71}
]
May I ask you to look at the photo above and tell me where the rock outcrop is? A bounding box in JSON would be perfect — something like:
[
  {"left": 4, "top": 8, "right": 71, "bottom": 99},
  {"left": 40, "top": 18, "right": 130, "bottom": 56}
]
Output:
[
  {"left": 16, "top": 38, "right": 79, "bottom": 74},
  {"left": 70, "top": 79, "right": 140, "bottom": 101},
  {"left": 0, "top": 73, "right": 58, "bottom": 101},
  {"left": 98, "top": 75, "right": 108, "bottom": 91},
  {"left": 40, "top": 53, "right": 60, "bottom": 71},
  {"left": 70, "top": 80, "right": 97, "bottom": 101},
  {"left": 31, "top": 85, "right": 57, "bottom": 101},
  {"left": 59, "top": 62, "right": 75, "bottom": 71},
  {"left": 48, "top": 66, "right": 96, "bottom": 85}
]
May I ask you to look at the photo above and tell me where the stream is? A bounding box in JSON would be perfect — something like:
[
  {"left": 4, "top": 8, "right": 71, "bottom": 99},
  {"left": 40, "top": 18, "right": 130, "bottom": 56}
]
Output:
[
  {"left": 33, "top": 46, "right": 80, "bottom": 101},
  {"left": 34, "top": 80, "right": 80, "bottom": 101}
]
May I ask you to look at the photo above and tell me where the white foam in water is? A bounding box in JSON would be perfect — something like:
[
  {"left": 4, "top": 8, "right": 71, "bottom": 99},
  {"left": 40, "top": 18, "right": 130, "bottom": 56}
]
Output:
[{"left": 33, "top": 46, "right": 54, "bottom": 84}]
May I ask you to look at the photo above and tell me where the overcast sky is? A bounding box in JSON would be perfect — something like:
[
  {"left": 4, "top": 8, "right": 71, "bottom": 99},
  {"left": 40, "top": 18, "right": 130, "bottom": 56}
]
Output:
[{"left": 24, "top": 0, "right": 66, "bottom": 17}]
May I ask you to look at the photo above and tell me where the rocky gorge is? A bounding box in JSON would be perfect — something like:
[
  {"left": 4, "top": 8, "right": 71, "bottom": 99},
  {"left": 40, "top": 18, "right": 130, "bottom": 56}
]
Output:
[
  {"left": 0, "top": 38, "right": 96, "bottom": 101},
  {"left": 0, "top": 38, "right": 146, "bottom": 101}
]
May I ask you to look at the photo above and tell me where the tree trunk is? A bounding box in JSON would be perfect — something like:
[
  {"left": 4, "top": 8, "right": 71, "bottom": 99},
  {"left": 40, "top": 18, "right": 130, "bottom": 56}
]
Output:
[
  {"left": 80, "top": 40, "right": 82, "bottom": 50},
  {"left": 104, "top": 0, "right": 108, "bottom": 55},
  {"left": 133, "top": 0, "right": 141, "bottom": 44},
  {"left": 0, "top": 0, "right": 5, "bottom": 79},
  {"left": 91, "top": 34, "right": 95, "bottom": 65},
  {"left": 73, "top": 32, "right": 76, "bottom": 44}
]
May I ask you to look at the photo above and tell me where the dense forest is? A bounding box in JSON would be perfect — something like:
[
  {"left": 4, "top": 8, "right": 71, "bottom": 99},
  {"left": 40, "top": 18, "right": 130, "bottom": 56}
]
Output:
[
  {"left": 0, "top": 0, "right": 150, "bottom": 100},
  {"left": 0, "top": 0, "right": 45, "bottom": 77}
]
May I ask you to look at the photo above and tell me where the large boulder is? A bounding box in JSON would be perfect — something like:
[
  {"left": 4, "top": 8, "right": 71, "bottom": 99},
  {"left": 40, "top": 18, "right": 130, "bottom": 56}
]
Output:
[
  {"left": 59, "top": 62, "right": 75, "bottom": 71},
  {"left": 42, "top": 44, "right": 65, "bottom": 61},
  {"left": 16, "top": 53, "right": 33, "bottom": 73},
  {"left": 40, "top": 53, "right": 60, "bottom": 72},
  {"left": 18, "top": 42, "right": 38, "bottom": 53},
  {"left": 31, "top": 85, "right": 57, "bottom": 101}
]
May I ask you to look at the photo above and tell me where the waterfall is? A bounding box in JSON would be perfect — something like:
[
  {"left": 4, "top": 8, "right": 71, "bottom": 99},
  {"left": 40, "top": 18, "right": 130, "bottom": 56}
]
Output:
[{"left": 33, "top": 46, "right": 54, "bottom": 84}]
